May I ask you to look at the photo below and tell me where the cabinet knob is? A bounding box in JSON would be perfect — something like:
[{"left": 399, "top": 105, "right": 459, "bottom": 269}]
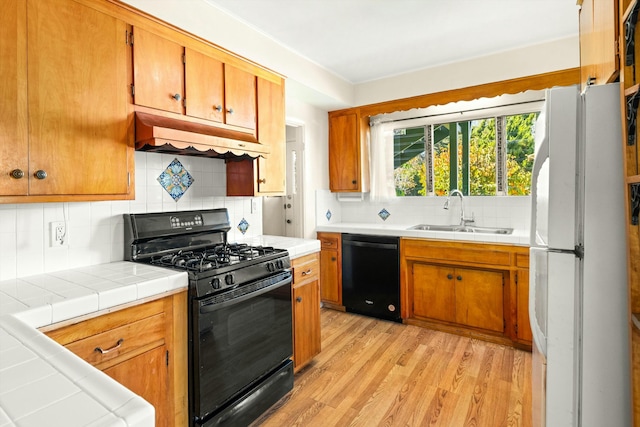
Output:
[
  {"left": 331, "top": 257, "right": 336, "bottom": 261},
  {"left": 258, "top": 178, "right": 266, "bottom": 184},
  {"left": 34, "top": 170, "right": 47, "bottom": 180},
  {"left": 296, "top": 296, "right": 302, "bottom": 303},
  {"left": 227, "top": 107, "right": 234, "bottom": 114},
  {"left": 10, "top": 169, "right": 24, "bottom": 179},
  {"left": 457, "top": 275, "right": 462, "bottom": 281},
  {"left": 352, "top": 180, "right": 357, "bottom": 184},
  {"left": 214, "top": 105, "right": 222, "bottom": 112},
  {"left": 172, "top": 93, "right": 181, "bottom": 101},
  {"left": 447, "top": 274, "right": 453, "bottom": 280}
]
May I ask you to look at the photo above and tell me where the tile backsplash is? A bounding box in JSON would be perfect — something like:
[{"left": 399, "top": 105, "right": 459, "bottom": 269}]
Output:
[
  {"left": 316, "top": 189, "right": 530, "bottom": 231},
  {"left": 0, "top": 152, "right": 263, "bottom": 281}
]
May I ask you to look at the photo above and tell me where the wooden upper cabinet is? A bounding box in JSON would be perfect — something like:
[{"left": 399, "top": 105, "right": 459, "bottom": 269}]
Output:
[
  {"left": 0, "top": 0, "right": 28, "bottom": 196},
  {"left": 185, "top": 47, "right": 224, "bottom": 122},
  {"left": 256, "top": 77, "right": 285, "bottom": 194},
  {"left": 224, "top": 64, "right": 257, "bottom": 130},
  {"left": 579, "top": 0, "right": 619, "bottom": 87},
  {"left": 133, "top": 27, "right": 185, "bottom": 115},
  {"left": 328, "top": 112, "right": 369, "bottom": 192},
  {"left": 11, "top": 0, "right": 133, "bottom": 199}
]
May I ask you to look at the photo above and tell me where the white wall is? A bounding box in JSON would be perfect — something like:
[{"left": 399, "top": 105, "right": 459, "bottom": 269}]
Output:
[
  {"left": 285, "top": 95, "right": 330, "bottom": 239},
  {"left": 0, "top": 152, "right": 263, "bottom": 281},
  {"left": 354, "top": 36, "right": 580, "bottom": 106}
]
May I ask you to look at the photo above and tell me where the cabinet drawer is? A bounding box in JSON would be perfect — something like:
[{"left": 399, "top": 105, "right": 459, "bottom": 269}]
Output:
[
  {"left": 64, "top": 313, "right": 166, "bottom": 369},
  {"left": 319, "top": 235, "right": 339, "bottom": 249},
  {"left": 293, "top": 253, "right": 320, "bottom": 284},
  {"left": 516, "top": 253, "right": 530, "bottom": 268}
]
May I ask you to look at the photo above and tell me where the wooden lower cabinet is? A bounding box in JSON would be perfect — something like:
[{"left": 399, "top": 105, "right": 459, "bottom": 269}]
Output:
[
  {"left": 401, "top": 238, "right": 530, "bottom": 348},
  {"left": 317, "top": 232, "right": 343, "bottom": 309},
  {"left": 411, "top": 262, "right": 504, "bottom": 333},
  {"left": 103, "top": 345, "right": 169, "bottom": 423},
  {"left": 292, "top": 253, "right": 321, "bottom": 371},
  {"left": 42, "top": 291, "right": 187, "bottom": 427}
]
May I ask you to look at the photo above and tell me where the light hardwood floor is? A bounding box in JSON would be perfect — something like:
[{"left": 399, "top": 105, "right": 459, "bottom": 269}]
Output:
[{"left": 253, "top": 308, "right": 532, "bottom": 427}]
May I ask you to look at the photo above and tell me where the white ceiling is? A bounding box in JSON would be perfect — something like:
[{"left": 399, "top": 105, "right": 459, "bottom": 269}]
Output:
[{"left": 203, "top": 0, "right": 580, "bottom": 84}]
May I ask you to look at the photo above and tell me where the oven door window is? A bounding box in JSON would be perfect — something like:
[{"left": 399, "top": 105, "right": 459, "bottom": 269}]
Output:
[{"left": 194, "top": 280, "right": 292, "bottom": 418}]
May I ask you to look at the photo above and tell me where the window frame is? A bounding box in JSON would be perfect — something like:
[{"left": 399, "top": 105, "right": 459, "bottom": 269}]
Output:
[{"left": 390, "top": 100, "right": 544, "bottom": 197}]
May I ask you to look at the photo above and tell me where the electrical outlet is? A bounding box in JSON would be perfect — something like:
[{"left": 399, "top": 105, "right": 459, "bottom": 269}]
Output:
[{"left": 50, "top": 221, "right": 66, "bottom": 247}]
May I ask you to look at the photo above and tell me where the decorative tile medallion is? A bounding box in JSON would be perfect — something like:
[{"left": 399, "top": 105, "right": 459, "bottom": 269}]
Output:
[
  {"left": 326, "top": 209, "right": 332, "bottom": 221},
  {"left": 237, "top": 218, "right": 250, "bottom": 234},
  {"left": 157, "top": 158, "right": 194, "bottom": 202},
  {"left": 378, "top": 208, "right": 390, "bottom": 221}
]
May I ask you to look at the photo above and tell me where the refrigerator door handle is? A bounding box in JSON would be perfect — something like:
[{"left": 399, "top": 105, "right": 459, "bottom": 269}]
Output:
[{"left": 530, "top": 119, "right": 549, "bottom": 248}]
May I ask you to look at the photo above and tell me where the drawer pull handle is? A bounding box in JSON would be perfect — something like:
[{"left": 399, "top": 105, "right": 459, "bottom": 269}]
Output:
[
  {"left": 301, "top": 269, "right": 312, "bottom": 276},
  {"left": 95, "top": 338, "right": 124, "bottom": 354}
]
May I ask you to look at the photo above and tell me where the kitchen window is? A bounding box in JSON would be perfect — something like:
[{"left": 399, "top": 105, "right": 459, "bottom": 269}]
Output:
[
  {"left": 370, "top": 93, "right": 544, "bottom": 200},
  {"left": 392, "top": 111, "right": 538, "bottom": 197}
]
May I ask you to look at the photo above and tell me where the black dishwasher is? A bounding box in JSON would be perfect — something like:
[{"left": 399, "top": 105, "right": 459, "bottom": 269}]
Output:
[{"left": 342, "top": 234, "right": 401, "bottom": 322}]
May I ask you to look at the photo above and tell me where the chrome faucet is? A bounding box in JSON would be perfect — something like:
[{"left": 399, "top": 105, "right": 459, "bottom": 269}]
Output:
[{"left": 444, "top": 189, "right": 475, "bottom": 225}]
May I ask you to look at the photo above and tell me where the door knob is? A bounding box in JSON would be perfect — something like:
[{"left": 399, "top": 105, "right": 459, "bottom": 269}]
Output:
[{"left": 286, "top": 220, "right": 292, "bottom": 224}]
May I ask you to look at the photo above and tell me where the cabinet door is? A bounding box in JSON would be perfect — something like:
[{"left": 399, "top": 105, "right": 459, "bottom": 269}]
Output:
[
  {"left": 185, "top": 47, "right": 224, "bottom": 122},
  {"left": 455, "top": 268, "right": 504, "bottom": 332},
  {"left": 516, "top": 269, "right": 533, "bottom": 342},
  {"left": 133, "top": 27, "right": 184, "bottom": 114},
  {"left": 320, "top": 248, "right": 341, "bottom": 305},
  {"left": 103, "top": 345, "right": 171, "bottom": 427},
  {"left": 224, "top": 64, "right": 256, "bottom": 130},
  {"left": 329, "top": 113, "right": 360, "bottom": 191},
  {"left": 27, "top": 0, "right": 132, "bottom": 196},
  {"left": 580, "top": 0, "right": 618, "bottom": 86},
  {"left": 293, "top": 279, "right": 321, "bottom": 369},
  {"left": 412, "top": 263, "right": 455, "bottom": 323},
  {"left": 0, "top": 0, "right": 27, "bottom": 196},
  {"left": 257, "top": 77, "right": 286, "bottom": 194}
]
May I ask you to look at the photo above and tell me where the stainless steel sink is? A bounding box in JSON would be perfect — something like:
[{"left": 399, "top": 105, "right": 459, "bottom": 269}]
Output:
[{"left": 408, "top": 224, "right": 513, "bottom": 235}]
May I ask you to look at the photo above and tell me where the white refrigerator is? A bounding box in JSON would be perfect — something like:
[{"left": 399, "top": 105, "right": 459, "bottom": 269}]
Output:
[{"left": 529, "top": 83, "right": 630, "bottom": 427}]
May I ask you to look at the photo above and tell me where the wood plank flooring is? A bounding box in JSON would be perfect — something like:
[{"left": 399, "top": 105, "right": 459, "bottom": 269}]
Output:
[{"left": 253, "top": 308, "right": 532, "bottom": 427}]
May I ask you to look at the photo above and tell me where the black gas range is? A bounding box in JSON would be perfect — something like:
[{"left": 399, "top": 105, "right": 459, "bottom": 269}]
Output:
[{"left": 124, "top": 208, "right": 293, "bottom": 427}]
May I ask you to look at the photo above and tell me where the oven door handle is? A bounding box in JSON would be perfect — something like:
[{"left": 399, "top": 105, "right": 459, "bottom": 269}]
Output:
[{"left": 199, "top": 275, "right": 292, "bottom": 313}]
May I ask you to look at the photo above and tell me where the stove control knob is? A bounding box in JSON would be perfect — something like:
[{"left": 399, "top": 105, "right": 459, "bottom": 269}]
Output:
[
  {"left": 225, "top": 274, "right": 235, "bottom": 286},
  {"left": 276, "top": 260, "right": 284, "bottom": 269},
  {"left": 266, "top": 262, "right": 275, "bottom": 272},
  {"left": 211, "top": 278, "right": 221, "bottom": 289}
]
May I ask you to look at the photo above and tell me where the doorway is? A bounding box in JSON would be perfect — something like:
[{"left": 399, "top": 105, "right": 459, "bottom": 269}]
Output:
[{"left": 262, "top": 123, "right": 305, "bottom": 237}]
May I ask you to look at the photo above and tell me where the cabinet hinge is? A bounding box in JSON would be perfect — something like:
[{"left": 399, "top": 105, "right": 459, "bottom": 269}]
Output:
[
  {"left": 130, "top": 84, "right": 135, "bottom": 97},
  {"left": 182, "top": 53, "right": 186, "bottom": 64},
  {"left": 515, "top": 272, "right": 518, "bottom": 285},
  {"left": 515, "top": 324, "right": 518, "bottom": 335},
  {"left": 166, "top": 350, "right": 169, "bottom": 367},
  {"left": 503, "top": 318, "right": 506, "bottom": 330},
  {"left": 130, "top": 32, "right": 134, "bottom": 46}
]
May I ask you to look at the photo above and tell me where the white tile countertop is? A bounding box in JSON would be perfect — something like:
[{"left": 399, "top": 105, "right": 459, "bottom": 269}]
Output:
[
  {"left": 0, "top": 236, "right": 319, "bottom": 427},
  {"left": 315, "top": 222, "right": 530, "bottom": 245},
  {"left": 0, "top": 262, "right": 187, "bottom": 427},
  {"left": 236, "top": 235, "right": 321, "bottom": 257}
]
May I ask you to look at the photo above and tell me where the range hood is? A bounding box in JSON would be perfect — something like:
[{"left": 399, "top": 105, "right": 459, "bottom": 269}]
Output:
[{"left": 134, "top": 111, "right": 269, "bottom": 159}]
